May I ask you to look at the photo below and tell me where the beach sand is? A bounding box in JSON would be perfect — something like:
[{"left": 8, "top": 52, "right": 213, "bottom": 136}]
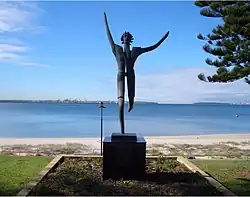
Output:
[{"left": 0, "top": 133, "right": 250, "bottom": 149}]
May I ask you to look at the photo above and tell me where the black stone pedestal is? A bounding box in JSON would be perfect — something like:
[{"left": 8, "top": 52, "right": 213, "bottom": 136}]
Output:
[{"left": 103, "top": 133, "right": 146, "bottom": 180}]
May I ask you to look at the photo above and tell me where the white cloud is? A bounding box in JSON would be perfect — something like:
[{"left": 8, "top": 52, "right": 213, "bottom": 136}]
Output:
[
  {"left": 0, "top": 43, "right": 28, "bottom": 52},
  {"left": 135, "top": 67, "right": 250, "bottom": 103},
  {"left": 0, "top": 1, "right": 47, "bottom": 67}
]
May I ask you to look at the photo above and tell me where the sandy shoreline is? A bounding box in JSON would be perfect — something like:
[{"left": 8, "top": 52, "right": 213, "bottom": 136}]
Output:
[{"left": 0, "top": 133, "right": 250, "bottom": 149}]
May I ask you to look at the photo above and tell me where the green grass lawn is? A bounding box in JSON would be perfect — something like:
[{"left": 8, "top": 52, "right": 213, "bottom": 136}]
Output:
[
  {"left": 191, "top": 159, "right": 250, "bottom": 196},
  {"left": 0, "top": 155, "right": 52, "bottom": 195}
]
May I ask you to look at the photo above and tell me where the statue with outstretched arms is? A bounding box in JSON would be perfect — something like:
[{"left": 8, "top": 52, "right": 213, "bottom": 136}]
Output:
[{"left": 104, "top": 12, "right": 169, "bottom": 134}]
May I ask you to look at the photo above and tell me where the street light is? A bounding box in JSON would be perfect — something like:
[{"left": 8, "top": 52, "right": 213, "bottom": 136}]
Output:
[{"left": 99, "top": 101, "right": 105, "bottom": 156}]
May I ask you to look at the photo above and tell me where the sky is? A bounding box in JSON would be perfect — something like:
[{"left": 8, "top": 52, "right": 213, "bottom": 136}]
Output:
[{"left": 0, "top": 1, "right": 249, "bottom": 103}]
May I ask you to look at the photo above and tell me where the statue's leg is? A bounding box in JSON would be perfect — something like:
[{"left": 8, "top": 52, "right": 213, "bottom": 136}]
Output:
[
  {"left": 127, "top": 68, "right": 135, "bottom": 112},
  {"left": 117, "top": 72, "right": 125, "bottom": 134}
]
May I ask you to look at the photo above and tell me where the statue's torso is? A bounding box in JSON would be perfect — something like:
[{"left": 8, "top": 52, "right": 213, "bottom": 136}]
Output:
[
  {"left": 114, "top": 44, "right": 141, "bottom": 72},
  {"left": 112, "top": 45, "right": 142, "bottom": 106}
]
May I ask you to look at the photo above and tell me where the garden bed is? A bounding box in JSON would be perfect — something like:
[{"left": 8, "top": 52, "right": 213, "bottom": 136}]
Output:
[{"left": 27, "top": 156, "right": 226, "bottom": 196}]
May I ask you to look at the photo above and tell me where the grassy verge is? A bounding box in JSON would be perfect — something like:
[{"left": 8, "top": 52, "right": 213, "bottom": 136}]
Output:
[
  {"left": 0, "top": 155, "right": 52, "bottom": 195},
  {"left": 191, "top": 159, "right": 250, "bottom": 196}
]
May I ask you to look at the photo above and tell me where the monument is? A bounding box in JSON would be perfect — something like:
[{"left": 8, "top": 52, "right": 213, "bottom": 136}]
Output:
[{"left": 102, "top": 12, "right": 169, "bottom": 180}]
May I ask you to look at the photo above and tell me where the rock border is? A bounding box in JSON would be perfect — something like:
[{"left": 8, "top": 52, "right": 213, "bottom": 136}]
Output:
[{"left": 16, "top": 155, "right": 236, "bottom": 196}]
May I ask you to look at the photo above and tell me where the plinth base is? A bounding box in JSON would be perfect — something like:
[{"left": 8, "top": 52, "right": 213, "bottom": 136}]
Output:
[{"left": 103, "top": 133, "right": 146, "bottom": 180}]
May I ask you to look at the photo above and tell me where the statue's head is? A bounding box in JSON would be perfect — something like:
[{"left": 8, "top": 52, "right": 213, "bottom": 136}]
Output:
[{"left": 121, "top": 32, "right": 134, "bottom": 45}]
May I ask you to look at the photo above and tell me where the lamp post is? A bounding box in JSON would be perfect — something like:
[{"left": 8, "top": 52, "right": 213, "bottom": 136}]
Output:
[{"left": 99, "top": 101, "right": 105, "bottom": 156}]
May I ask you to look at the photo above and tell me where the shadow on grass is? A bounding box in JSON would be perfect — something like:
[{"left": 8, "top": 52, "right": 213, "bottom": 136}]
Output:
[
  {"left": 30, "top": 171, "right": 223, "bottom": 196},
  {"left": 226, "top": 178, "right": 250, "bottom": 196},
  {"left": 237, "top": 178, "right": 250, "bottom": 182},
  {"left": 0, "top": 185, "right": 20, "bottom": 196},
  {"left": 203, "top": 171, "right": 250, "bottom": 196}
]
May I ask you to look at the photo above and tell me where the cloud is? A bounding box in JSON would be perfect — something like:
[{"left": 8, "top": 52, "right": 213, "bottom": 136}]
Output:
[
  {"left": 135, "top": 67, "right": 250, "bottom": 103},
  {"left": 0, "top": 1, "right": 47, "bottom": 67},
  {"left": 0, "top": 43, "right": 28, "bottom": 52}
]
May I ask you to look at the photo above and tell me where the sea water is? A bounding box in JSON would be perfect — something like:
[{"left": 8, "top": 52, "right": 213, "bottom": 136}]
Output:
[{"left": 0, "top": 103, "right": 249, "bottom": 138}]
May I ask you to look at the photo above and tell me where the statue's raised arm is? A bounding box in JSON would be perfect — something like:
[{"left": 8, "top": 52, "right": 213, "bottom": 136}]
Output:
[
  {"left": 139, "top": 31, "right": 169, "bottom": 55},
  {"left": 104, "top": 12, "right": 116, "bottom": 54}
]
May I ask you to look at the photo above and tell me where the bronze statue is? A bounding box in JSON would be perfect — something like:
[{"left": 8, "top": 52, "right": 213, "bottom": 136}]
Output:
[{"left": 104, "top": 12, "right": 169, "bottom": 134}]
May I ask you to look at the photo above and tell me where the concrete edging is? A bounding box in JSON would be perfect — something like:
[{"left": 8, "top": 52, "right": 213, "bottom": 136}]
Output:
[
  {"left": 17, "top": 155, "right": 237, "bottom": 196},
  {"left": 177, "top": 156, "right": 237, "bottom": 196}
]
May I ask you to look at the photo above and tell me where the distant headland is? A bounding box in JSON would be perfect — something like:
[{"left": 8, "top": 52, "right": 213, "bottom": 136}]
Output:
[
  {"left": 193, "top": 102, "right": 250, "bottom": 105},
  {"left": 193, "top": 102, "right": 231, "bottom": 105}
]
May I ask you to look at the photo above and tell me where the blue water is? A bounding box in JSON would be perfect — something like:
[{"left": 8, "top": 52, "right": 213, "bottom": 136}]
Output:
[{"left": 0, "top": 103, "right": 249, "bottom": 137}]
